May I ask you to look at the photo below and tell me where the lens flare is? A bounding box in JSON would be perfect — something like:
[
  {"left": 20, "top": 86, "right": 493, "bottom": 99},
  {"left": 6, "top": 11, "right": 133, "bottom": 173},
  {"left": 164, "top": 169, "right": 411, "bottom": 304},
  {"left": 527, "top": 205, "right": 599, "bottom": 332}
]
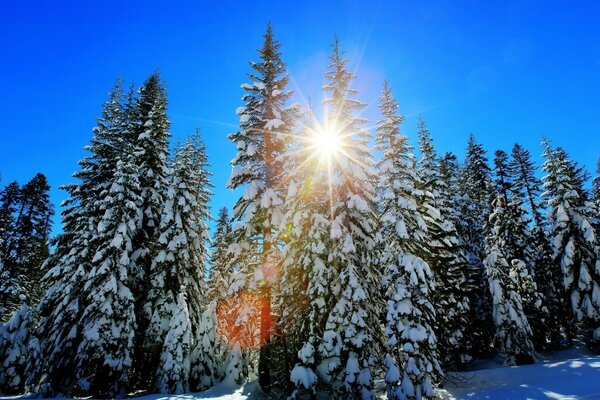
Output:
[{"left": 312, "top": 120, "right": 342, "bottom": 160}]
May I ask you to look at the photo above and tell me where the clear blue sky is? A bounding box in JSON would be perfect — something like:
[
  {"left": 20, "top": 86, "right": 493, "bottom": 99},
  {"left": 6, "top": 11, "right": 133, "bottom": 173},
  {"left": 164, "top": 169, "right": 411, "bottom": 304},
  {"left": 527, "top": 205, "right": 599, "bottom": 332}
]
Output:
[{"left": 1, "top": 0, "right": 599, "bottom": 235}]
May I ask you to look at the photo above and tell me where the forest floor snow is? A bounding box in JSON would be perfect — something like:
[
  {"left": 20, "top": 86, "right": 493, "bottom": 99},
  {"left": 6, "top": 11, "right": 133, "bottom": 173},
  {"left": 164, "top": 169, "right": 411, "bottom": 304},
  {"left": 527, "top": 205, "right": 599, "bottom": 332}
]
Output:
[
  {"left": 438, "top": 345, "right": 600, "bottom": 399},
  {"left": 2, "top": 347, "right": 599, "bottom": 399}
]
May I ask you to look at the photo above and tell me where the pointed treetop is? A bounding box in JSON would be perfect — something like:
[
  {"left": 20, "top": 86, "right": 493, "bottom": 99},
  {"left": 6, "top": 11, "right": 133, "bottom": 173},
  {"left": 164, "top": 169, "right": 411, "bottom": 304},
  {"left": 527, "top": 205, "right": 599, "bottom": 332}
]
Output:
[{"left": 418, "top": 117, "right": 435, "bottom": 162}]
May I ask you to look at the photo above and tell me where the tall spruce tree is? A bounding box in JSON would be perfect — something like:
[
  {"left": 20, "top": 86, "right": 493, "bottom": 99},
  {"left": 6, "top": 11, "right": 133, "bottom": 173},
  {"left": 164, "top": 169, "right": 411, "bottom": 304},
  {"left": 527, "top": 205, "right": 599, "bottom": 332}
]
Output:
[
  {"left": 130, "top": 72, "right": 172, "bottom": 388},
  {"left": 509, "top": 143, "right": 565, "bottom": 349},
  {"left": 542, "top": 142, "right": 600, "bottom": 345},
  {"left": 0, "top": 175, "right": 53, "bottom": 320},
  {"left": 484, "top": 199, "right": 536, "bottom": 365},
  {"left": 416, "top": 119, "right": 472, "bottom": 370},
  {"left": 207, "top": 207, "right": 232, "bottom": 303},
  {"left": 32, "top": 81, "right": 130, "bottom": 396},
  {"left": 225, "top": 24, "right": 297, "bottom": 389},
  {"left": 376, "top": 83, "right": 441, "bottom": 399},
  {"left": 458, "top": 135, "right": 495, "bottom": 357},
  {"left": 76, "top": 152, "right": 140, "bottom": 396},
  {"left": 0, "top": 182, "right": 22, "bottom": 320},
  {"left": 285, "top": 106, "right": 336, "bottom": 399},
  {"left": 190, "top": 207, "right": 231, "bottom": 391},
  {"left": 145, "top": 135, "right": 212, "bottom": 393}
]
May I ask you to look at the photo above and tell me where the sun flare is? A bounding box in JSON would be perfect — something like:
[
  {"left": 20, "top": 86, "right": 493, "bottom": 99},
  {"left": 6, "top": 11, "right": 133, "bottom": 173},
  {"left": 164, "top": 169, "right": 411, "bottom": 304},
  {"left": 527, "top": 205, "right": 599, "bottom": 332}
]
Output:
[{"left": 312, "top": 121, "right": 342, "bottom": 160}]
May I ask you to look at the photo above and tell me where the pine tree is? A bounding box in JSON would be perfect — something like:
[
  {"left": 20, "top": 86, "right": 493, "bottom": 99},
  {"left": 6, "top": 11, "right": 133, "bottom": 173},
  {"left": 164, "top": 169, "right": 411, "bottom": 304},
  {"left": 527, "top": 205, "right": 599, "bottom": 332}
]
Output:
[
  {"left": 207, "top": 207, "right": 232, "bottom": 303},
  {"left": 0, "top": 175, "right": 53, "bottom": 320},
  {"left": 0, "top": 305, "right": 37, "bottom": 394},
  {"left": 458, "top": 134, "right": 495, "bottom": 357},
  {"left": 376, "top": 83, "right": 441, "bottom": 399},
  {"left": 190, "top": 207, "right": 231, "bottom": 391},
  {"left": 130, "top": 72, "right": 172, "bottom": 388},
  {"left": 12, "top": 174, "right": 54, "bottom": 306},
  {"left": 225, "top": 24, "right": 298, "bottom": 389},
  {"left": 542, "top": 142, "right": 600, "bottom": 345},
  {"left": 305, "top": 38, "right": 380, "bottom": 400},
  {"left": 0, "top": 182, "right": 22, "bottom": 320},
  {"left": 32, "top": 81, "right": 130, "bottom": 396},
  {"left": 285, "top": 107, "right": 335, "bottom": 399},
  {"left": 509, "top": 143, "right": 565, "bottom": 349},
  {"left": 484, "top": 202, "right": 536, "bottom": 365},
  {"left": 76, "top": 151, "right": 140, "bottom": 396},
  {"left": 146, "top": 134, "right": 212, "bottom": 393},
  {"left": 416, "top": 119, "right": 472, "bottom": 370},
  {"left": 156, "top": 293, "right": 192, "bottom": 394}
]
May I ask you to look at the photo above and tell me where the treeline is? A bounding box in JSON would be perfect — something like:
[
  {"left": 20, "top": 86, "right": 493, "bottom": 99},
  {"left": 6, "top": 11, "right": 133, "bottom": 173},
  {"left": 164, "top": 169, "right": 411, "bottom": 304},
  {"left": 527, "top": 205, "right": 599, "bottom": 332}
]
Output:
[
  {"left": 1, "top": 24, "right": 600, "bottom": 400},
  {"left": 0, "top": 174, "right": 53, "bottom": 320}
]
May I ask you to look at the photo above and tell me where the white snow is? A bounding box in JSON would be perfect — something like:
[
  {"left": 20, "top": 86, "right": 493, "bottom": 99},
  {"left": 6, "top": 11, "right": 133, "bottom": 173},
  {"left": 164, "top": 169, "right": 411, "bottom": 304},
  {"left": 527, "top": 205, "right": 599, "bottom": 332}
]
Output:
[{"left": 438, "top": 347, "right": 600, "bottom": 400}]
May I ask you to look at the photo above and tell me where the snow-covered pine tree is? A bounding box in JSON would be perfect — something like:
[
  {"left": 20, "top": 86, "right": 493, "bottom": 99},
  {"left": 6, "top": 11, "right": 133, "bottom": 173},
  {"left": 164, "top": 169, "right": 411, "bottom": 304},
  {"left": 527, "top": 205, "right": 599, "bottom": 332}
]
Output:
[
  {"left": 0, "top": 305, "right": 38, "bottom": 394},
  {"left": 76, "top": 149, "right": 140, "bottom": 396},
  {"left": 0, "top": 175, "right": 53, "bottom": 320},
  {"left": 376, "top": 82, "right": 441, "bottom": 399},
  {"left": 542, "top": 142, "right": 600, "bottom": 345},
  {"left": 416, "top": 118, "right": 472, "bottom": 370},
  {"left": 189, "top": 206, "right": 232, "bottom": 391},
  {"left": 156, "top": 293, "right": 192, "bottom": 395},
  {"left": 226, "top": 23, "right": 298, "bottom": 389},
  {"left": 458, "top": 134, "right": 495, "bottom": 357},
  {"left": 509, "top": 143, "right": 565, "bottom": 349},
  {"left": 488, "top": 151, "right": 540, "bottom": 360},
  {"left": 32, "top": 80, "right": 132, "bottom": 396},
  {"left": 0, "top": 185, "right": 21, "bottom": 321},
  {"left": 129, "top": 72, "right": 172, "bottom": 387},
  {"left": 0, "top": 182, "right": 22, "bottom": 320},
  {"left": 285, "top": 106, "right": 336, "bottom": 399},
  {"left": 207, "top": 207, "right": 232, "bottom": 303},
  {"left": 484, "top": 200, "right": 536, "bottom": 365},
  {"left": 10, "top": 174, "right": 53, "bottom": 307},
  {"left": 189, "top": 207, "right": 231, "bottom": 391},
  {"left": 314, "top": 38, "right": 380, "bottom": 400},
  {"left": 145, "top": 134, "right": 212, "bottom": 394}
]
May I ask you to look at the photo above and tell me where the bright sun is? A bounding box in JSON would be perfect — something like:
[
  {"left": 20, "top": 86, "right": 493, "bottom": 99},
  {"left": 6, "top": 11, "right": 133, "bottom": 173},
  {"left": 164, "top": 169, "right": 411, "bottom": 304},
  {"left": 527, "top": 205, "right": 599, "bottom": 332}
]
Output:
[{"left": 313, "top": 121, "right": 342, "bottom": 160}]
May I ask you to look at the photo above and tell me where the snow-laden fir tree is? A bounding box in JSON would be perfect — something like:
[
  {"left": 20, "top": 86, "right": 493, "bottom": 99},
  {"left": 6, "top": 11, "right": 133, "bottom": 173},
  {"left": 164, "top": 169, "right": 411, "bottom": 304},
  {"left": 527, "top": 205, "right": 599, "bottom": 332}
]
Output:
[
  {"left": 542, "top": 141, "right": 600, "bottom": 345},
  {"left": 129, "top": 72, "right": 172, "bottom": 387},
  {"left": 457, "top": 134, "right": 495, "bottom": 357},
  {"left": 509, "top": 143, "right": 565, "bottom": 348},
  {"left": 484, "top": 198, "right": 536, "bottom": 365},
  {"left": 145, "top": 134, "right": 212, "bottom": 393},
  {"left": 376, "top": 83, "right": 441, "bottom": 400},
  {"left": 0, "top": 182, "right": 23, "bottom": 321},
  {"left": 304, "top": 38, "right": 380, "bottom": 400},
  {"left": 493, "top": 150, "right": 545, "bottom": 351},
  {"left": 31, "top": 81, "right": 131, "bottom": 396},
  {"left": 156, "top": 293, "right": 192, "bottom": 394},
  {"left": 225, "top": 23, "right": 298, "bottom": 389},
  {"left": 190, "top": 207, "right": 231, "bottom": 391},
  {"left": 207, "top": 207, "right": 232, "bottom": 303},
  {"left": 0, "top": 176, "right": 53, "bottom": 321},
  {"left": 0, "top": 305, "right": 38, "bottom": 394},
  {"left": 76, "top": 150, "right": 140, "bottom": 396},
  {"left": 285, "top": 108, "right": 336, "bottom": 399},
  {"left": 416, "top": 118, "right": 472, "bottom": 370}
]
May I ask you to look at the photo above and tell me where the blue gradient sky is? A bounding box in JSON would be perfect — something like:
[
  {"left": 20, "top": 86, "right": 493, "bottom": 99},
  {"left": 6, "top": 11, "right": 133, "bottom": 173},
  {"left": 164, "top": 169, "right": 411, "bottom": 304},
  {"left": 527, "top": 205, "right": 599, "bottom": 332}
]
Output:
[{"left": 1, "top": 0, "right": 599, "bottom": 234}]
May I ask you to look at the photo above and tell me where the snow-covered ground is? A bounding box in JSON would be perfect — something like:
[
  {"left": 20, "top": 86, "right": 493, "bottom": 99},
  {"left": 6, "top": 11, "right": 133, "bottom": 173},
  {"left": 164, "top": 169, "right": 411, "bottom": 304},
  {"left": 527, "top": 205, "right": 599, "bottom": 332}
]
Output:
[
  {"left": 439, "top": 347, "right": 600, "bottom": 399},
  {"left": 2, "top": 348, "right": 599, "bottom": 400}
]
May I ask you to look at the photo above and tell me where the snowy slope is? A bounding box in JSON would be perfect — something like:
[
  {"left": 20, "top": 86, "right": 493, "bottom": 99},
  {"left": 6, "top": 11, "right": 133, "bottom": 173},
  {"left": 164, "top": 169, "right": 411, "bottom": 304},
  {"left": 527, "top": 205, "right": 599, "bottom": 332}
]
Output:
[{"left": 438, "top": 347, "right": 600, "bottom": 400}]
